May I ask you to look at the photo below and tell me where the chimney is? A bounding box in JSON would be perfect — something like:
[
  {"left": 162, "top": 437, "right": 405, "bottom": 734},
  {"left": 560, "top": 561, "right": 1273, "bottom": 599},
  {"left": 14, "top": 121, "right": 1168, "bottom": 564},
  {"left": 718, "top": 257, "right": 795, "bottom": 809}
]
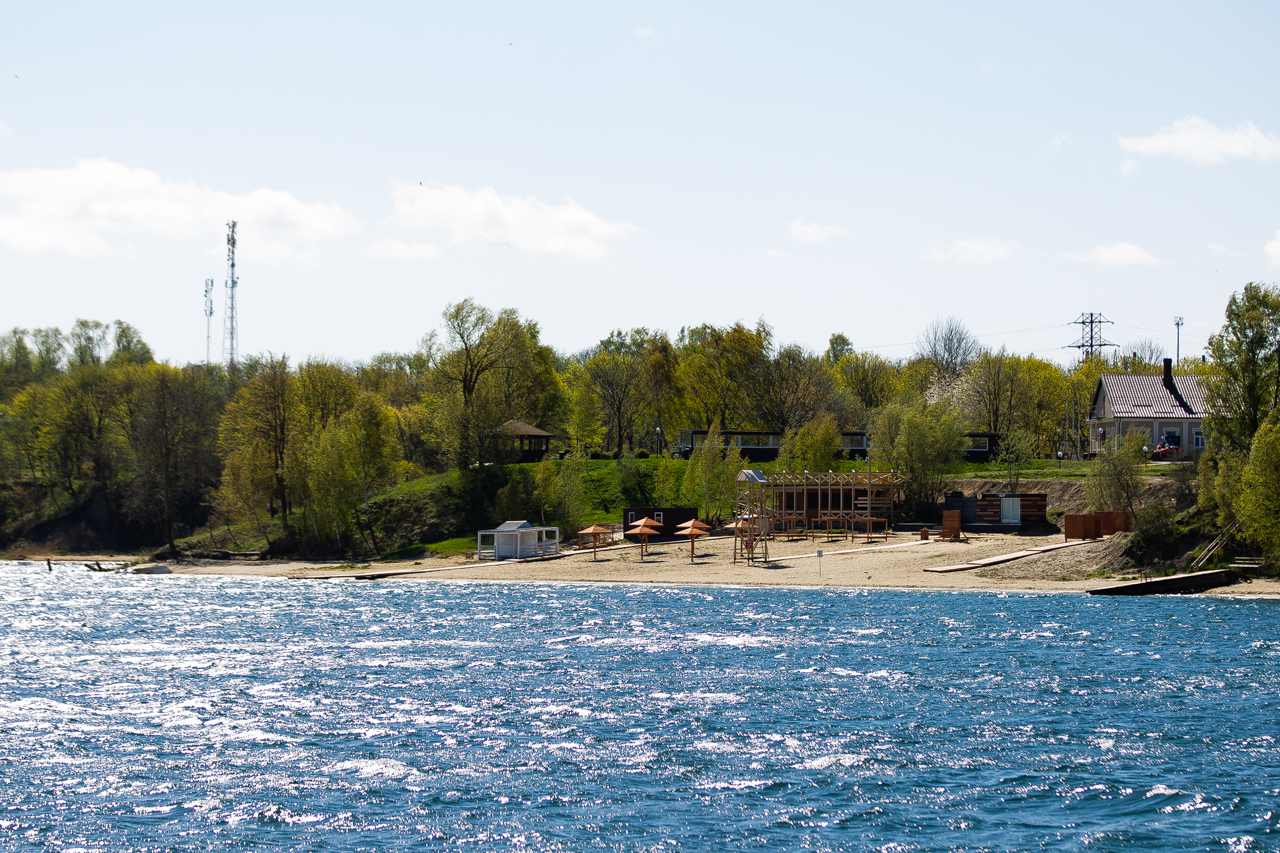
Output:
[{"left": 1162, "top": 356, "right": 1189, "bottom": 413}]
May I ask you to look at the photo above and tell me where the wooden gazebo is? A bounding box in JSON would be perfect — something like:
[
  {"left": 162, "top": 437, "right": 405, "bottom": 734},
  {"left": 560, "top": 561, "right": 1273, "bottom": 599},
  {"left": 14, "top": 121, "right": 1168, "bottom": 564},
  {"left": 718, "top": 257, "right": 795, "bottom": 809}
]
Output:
[{"left": 491, "top": 419, "right": 554, "bottom": 464}]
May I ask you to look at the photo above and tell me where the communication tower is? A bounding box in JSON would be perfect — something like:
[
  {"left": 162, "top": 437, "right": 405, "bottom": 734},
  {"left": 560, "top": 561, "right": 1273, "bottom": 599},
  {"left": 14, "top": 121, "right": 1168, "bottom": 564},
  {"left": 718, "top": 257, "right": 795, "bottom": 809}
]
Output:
[
  {"left": 1174, "top": 316, "right": 1184, "bottom": 363},
  {"left": 1067, "top": 312, "right": 1116, "bottom": 361},
  {"left": 222, "top": 221, "right": 238, "bottom": 368},
  {"left": 204, "top": 278, "right": 215, "bottom": 365}
]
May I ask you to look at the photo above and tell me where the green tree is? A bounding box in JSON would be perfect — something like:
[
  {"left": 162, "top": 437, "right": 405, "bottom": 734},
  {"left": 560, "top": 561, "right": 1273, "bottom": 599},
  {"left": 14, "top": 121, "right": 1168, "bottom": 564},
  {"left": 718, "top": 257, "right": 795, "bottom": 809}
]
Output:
[
  {"left": 129, "top": 363, "right": 221, "bottom": 552},
  {"left": 68, "top": 319, "right": 111, "bottom": 367},
  {"left": 751, "top": 344, "right": 834, "bottom": 434},
  {"left": 219, "top": 355, "right": 295, "bottom": 528},
  {"left": 342, "top": 392, "right": 402, "bottom": 551},
  {"left": 654, "top": 450, "right": 681, "bottom": 507},
  {"left": 681, "top": 420, "right": 744, "bottom": 523},
  {"left": 870, "top": 396, "right": 965, "bottom": 520},
  {"left": 676, "top": 321, "right": 770, "bottom": 430},
  {"left": 585, "top": 329, "right": 646, "bottom": 454},
  {"left": 993, "top": 427, "right": 1038, "bottom": 493},
  {"left": 1204, "top": 282, "right": 1280, "bottom": 453},
  {"left": 825, "top": 332, "right": 852, "bottom": 364},
  {"left": 558, "top": 449, "right": 587, "bottom": 533},
  {"left": 533, "top": 455, "right": 559, "bottom": 525},
  {"left": 106, "top": 321, "right": 154, "bottom": 367},
  {"left": 0, "top": 328, "right": 36, "bottom": 402},
  {"left": 1238, "top": 417, "right": 1280, "bottom": 556},
  {"left": 30, "top": 328, "right": 65, "bottom": 378},
  {"left": 775, "top": 412, "right": 840, "bottom": 473},
  {"left": 835, "top": 350, "right": 897, "bottom": 413},
  {"left": 1085, "top": 432, "right": 1146, "bottom": 514}
]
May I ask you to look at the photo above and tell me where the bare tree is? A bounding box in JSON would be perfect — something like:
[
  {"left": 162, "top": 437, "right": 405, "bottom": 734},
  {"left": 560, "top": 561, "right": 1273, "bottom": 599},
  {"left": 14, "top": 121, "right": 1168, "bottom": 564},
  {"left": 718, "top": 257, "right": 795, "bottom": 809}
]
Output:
[
  {"left": 1119, "top": 338, "right": 1167, "bottom": 373},
  {"left": 915, "top": 316, "right": 980, "bottom": 380}
]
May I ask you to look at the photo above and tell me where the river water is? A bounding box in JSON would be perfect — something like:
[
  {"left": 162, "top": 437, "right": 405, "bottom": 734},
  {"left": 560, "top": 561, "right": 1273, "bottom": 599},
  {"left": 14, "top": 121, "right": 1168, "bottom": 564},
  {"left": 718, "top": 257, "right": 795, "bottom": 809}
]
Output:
[{"left": 1, "top": 561, "right": 1278, "bottom": 851}]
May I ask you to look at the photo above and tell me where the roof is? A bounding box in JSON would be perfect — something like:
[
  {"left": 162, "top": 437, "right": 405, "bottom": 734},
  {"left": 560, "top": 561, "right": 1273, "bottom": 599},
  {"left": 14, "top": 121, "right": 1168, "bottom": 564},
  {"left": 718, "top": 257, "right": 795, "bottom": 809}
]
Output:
[
  {"left": 494, "top": 419, "right": 552, "bottom": 437},
  {"left": 494, "top": 520, "right": 533, "bottom": 531},
  {"left": 1092, "top": 374, "right": 1207, "bottom": 419}
]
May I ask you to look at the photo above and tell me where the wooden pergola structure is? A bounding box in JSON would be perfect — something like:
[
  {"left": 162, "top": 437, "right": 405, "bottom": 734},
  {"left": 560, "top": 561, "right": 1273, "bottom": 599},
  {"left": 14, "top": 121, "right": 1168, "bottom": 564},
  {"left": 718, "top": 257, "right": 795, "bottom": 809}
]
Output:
[{"left": 733, "top": 469, "right": 909, "bottom": 563}]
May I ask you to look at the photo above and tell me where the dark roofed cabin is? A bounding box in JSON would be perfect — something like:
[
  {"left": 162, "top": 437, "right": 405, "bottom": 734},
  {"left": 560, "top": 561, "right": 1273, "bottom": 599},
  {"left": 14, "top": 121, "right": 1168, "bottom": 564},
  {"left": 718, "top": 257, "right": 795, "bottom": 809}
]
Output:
[{"left": 490, "top": 419, "right": 553, "bottom": 464}]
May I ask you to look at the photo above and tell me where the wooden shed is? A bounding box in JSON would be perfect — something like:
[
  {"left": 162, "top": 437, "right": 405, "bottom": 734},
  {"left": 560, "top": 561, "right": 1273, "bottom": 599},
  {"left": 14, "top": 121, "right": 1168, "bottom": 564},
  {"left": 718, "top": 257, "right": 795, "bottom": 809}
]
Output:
[{"left": 945, "top": 492, "right": 1048, "bottom": 530}]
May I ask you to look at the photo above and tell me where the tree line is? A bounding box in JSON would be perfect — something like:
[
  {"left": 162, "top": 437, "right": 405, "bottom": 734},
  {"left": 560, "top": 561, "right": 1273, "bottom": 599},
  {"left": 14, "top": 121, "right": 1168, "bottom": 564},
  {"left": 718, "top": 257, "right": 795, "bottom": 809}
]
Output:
[{"left": 1, "top": 289, "right": 1273, "bottom": 557}]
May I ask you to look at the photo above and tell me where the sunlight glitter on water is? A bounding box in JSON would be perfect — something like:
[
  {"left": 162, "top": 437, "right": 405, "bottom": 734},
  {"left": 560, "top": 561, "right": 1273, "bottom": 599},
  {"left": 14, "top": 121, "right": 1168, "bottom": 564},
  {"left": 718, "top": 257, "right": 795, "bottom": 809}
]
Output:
[{"left": 1, "top": 561, "right": 1279, "bottom": 851}]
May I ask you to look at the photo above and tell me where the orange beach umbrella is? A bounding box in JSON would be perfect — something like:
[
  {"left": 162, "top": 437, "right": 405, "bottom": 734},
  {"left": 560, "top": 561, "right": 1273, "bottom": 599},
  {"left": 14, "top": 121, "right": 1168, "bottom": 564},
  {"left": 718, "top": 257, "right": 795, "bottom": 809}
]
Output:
[
  {"left": 625, "top": 524, "right": 656, "bottom": 559},
  {"left": 682, "top": 526, "right": 708, "bottom": 563},
  {"left": 578, "top": 524, "right": 613, "bottom": 560}
]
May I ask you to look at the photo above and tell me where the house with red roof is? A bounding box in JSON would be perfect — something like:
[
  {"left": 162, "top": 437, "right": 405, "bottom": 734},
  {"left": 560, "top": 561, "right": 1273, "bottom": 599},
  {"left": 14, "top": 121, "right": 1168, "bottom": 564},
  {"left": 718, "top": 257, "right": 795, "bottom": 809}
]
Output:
[{"left": 1088, "top": 358, "right": 1207, "bottom": 459}]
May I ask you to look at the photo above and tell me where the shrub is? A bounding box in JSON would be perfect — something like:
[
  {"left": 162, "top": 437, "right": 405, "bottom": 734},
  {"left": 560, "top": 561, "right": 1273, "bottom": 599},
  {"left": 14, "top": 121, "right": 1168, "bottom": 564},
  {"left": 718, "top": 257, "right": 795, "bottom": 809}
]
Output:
[{"left": 1126, "top": 501, "right": 1180, "bottom": 565}]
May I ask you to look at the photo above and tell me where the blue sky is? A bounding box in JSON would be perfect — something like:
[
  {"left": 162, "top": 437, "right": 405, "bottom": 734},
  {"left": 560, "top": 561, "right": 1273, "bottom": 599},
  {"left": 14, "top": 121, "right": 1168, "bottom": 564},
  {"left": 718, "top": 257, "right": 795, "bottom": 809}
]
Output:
[{"left": 2, "top": 2, "right": 1278, "bottom": 366}]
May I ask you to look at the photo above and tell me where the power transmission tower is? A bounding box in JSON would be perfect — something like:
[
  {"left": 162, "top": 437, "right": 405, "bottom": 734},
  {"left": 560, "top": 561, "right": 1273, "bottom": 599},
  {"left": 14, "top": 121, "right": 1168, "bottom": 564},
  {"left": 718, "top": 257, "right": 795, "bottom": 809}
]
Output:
[
  {"left": 204, "top": 278, "right": 215, "bottom": 365},
  {"left": 1068, "top": 313, "right": 1116, "bottom": 361},
  {"left": 222, "top": 221, "right": 238, "bottom": 368},
  {"left": 1174, "top": 316, "right": 1184, "bottom": 363}
]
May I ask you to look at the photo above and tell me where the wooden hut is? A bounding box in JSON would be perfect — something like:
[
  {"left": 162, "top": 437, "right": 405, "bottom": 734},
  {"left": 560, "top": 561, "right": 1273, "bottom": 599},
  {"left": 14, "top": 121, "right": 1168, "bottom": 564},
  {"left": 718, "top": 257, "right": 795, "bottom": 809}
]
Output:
[{"left": 490, "top": 420, "right": 554, "bottom": 464}]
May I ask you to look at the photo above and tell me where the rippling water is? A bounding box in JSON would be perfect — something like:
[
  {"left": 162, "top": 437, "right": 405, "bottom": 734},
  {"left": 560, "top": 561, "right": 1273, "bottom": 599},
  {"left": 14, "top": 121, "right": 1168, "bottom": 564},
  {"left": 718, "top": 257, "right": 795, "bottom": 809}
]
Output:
[{"left": 2, "top": 562, "right": 1279, "bottom": 851}]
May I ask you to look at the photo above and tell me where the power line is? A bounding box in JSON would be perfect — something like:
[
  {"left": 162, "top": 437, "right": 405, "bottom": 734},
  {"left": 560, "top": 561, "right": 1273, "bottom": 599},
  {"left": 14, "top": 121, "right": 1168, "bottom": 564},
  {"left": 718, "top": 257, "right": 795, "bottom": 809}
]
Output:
[{"left": 1067, "top": 313, "right": 1116, "bottom": 360}]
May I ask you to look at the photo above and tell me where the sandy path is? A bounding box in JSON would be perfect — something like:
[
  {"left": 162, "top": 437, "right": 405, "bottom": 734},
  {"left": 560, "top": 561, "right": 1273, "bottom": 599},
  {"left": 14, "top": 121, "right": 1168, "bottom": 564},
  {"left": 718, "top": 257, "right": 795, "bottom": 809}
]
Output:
[{"left": 151, "top": 532, "right": 1280, "bottom": 596}]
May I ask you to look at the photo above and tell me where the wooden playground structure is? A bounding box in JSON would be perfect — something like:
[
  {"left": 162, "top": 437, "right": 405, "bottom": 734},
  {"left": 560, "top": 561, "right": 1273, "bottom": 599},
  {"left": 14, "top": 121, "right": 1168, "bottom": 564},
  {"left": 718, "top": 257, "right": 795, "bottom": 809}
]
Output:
[{"left": 732, "top": 469, "right": 910, "bottom": 563}]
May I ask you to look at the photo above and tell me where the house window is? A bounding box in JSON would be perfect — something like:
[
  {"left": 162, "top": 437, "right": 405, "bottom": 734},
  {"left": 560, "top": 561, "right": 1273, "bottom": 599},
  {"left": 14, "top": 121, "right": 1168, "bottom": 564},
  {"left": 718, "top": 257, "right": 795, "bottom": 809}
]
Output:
[
  {"left": 1194, "top": 431, "right": 1206, "bottom": 449},
  {"left": 969, "top": 437, "right": 989, "bottom": 451},
  {"left": 655, "top": 512, "right": 663, "bottom": 524},
  {"left": 627, "top": 512, "right": 635, "bottom": 524}
]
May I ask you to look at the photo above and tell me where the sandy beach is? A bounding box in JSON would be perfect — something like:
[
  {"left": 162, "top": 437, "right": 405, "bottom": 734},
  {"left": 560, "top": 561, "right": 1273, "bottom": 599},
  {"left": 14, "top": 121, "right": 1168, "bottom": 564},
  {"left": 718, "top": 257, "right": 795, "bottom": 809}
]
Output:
[{"left": 145, "top": 532, "right": 1280, "bottom": 596}]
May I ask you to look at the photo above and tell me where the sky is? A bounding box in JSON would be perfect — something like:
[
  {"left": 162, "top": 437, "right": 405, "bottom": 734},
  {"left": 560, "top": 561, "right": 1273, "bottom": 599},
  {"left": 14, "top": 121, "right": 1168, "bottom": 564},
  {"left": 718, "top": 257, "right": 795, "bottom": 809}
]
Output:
[{"left": 3, "top": 2, "right": 1279, "bottom": 367}]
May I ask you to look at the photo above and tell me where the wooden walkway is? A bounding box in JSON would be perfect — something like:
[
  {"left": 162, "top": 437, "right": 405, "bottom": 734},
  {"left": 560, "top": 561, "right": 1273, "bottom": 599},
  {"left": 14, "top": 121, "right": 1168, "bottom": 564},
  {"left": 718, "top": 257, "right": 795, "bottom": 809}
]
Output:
[
  {"left": 1088, "top": 569, "right": 1239, "bottom": 596},
  {"left": 923, "top": 538, "right": 1101, "bottom": 573}
]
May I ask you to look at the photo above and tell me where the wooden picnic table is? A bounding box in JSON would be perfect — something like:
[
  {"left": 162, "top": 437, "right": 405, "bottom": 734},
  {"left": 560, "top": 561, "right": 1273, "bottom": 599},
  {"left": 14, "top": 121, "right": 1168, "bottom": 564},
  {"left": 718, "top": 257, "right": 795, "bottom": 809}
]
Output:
[{"left": 853, "top": 517, "right": 889, "bottom": 543}]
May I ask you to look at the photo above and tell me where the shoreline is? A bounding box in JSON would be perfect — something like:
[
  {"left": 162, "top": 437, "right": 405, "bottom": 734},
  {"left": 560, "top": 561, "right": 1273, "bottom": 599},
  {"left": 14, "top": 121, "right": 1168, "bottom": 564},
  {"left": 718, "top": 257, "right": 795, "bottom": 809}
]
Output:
[{"left": 21, "top": 531, "right": 1276, "bottom": 597}]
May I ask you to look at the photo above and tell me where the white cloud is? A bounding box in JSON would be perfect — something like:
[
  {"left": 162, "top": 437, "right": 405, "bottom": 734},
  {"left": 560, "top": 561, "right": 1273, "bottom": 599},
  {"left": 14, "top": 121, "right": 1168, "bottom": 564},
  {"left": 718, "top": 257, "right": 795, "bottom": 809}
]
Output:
[
  {"left": 1208, "top": 242, "right": 1246, "bottom": 257},
  {"left": 766, "top": 248, "right": 789, "bottom": 259},
  {"left": 1120, "top": 159, "right": 1138, "bottom": 175},
  {"left": 634, "top": 27, "right": 655, "bottom": 37},
  {"left": 358, "top": 239, "right": 442, "bottom": 260},
  {"left": 1265, "top": 232, "right": 1280, "bottom": 267},
  {"left": 0, "top": 159, "right": 357, "bottom": 262},
  {"left": 1119, "top": 115, "right": 1280, "bottom": 166},
  {"left": 1066, "top": 242, "right": 1160, "bottom": 266},
  {"left": 0, "top": 120, "right": 13, "bottom": 138},
  {"left": 922, "top": 237, "right": 1020, "bottom": 264},
  {"left": 388, "top": 182, "right": 634, "bottom": 260},
  {"left": 787, "top": 219, "right": 843, "bottom": 244},
  {"left": 1049, "top": 132, "right": 1071, "bottom": 148}
]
